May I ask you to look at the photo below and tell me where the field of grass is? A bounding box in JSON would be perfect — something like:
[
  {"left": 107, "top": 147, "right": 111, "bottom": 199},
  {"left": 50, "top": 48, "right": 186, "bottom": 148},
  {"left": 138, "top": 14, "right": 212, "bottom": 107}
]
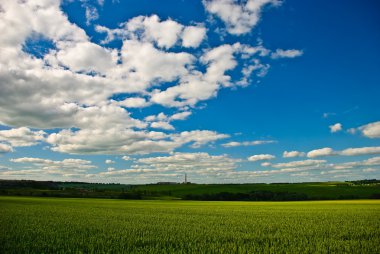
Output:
[{"left": 1, "top": 197, "right": 379, "bottom": 253}]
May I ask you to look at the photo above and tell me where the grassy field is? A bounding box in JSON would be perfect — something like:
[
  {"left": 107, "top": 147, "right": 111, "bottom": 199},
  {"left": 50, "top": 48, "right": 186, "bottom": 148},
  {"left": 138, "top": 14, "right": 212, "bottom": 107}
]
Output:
[{"left": 0, "top": 197, "right": 379, "bottom": 253}]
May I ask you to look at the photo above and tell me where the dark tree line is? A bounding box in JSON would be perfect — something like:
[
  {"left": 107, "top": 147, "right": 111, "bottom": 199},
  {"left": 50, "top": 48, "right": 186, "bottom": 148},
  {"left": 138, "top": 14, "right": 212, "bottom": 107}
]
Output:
[{"left": 183, "top": 191, "right": 309, "bottom": 201}]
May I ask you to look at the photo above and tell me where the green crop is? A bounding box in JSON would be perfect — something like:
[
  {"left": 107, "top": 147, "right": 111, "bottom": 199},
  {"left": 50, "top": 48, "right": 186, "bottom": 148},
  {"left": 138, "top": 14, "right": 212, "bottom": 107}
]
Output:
[{"left": 0, "top": 197, "right": 379, "bottom": 253}]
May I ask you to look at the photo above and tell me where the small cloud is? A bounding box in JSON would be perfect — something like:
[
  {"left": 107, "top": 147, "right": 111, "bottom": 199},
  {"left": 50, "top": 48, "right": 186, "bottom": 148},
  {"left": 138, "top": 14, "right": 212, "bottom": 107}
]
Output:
[
  {"left": 105, "top": 159, "right": 115, "bottom": 164},
  {"left": 322, "top": 112, "right": 336, "bottom": 118},
  {"left": 150, "top": 121, "right": 175, "bottom": 130},
  {"left": 122, "top": 156, "right": 131, "bottom": 161},
  {"left": 283, "top": 151, "right": 305, "bottom": 158},
  {"left": 82, "top": 3, "right": 99, "bottom": 26},
  {"left": 347, "top": 128, "right": 357, "bottom": 135},
  {"left": 329, "top": 123, "right": 342, "bottom": 133},
  {"left": 222, "top": 140, "right": 276, "bottom": 147},
  {"left": 271, "top": 49, "right": 303, "bottom": 59},
  {"left": 248, "top": 154, "right": 275, "bottom": 162},
  {"left": 118, "top": 97, "right": 150, "bottom": 108}
]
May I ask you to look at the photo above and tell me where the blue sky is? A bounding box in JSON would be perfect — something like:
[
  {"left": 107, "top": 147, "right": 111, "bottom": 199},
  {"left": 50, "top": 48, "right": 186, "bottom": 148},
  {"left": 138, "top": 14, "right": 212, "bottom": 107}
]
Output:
[{"left": 0, "top": 0, "right": 379, "bottom": 183}]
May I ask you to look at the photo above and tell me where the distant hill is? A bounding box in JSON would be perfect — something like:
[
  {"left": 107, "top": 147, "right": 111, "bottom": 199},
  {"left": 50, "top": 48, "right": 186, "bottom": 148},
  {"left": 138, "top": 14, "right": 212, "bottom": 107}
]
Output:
[{"left": 0, "top": 179, "right": 379, "bottom": 201}]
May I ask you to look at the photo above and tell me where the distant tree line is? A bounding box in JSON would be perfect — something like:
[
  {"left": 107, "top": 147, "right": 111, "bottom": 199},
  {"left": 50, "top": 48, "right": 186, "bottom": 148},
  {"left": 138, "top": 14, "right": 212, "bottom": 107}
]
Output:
[{"left": 183, "top": 191, "right": 309, "bottom": 201}]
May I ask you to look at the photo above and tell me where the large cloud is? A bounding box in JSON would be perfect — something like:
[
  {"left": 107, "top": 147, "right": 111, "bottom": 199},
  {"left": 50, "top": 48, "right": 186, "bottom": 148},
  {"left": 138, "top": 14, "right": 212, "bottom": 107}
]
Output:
[{"left": 46, "top": 129, "right": 228, "bottom": 154}]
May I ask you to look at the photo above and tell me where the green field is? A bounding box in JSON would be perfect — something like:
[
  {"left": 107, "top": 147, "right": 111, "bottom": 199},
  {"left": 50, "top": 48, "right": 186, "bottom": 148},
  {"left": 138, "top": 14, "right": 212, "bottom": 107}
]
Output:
[{"left": 0, "top": 197, "right": 379, "bottom": 253}]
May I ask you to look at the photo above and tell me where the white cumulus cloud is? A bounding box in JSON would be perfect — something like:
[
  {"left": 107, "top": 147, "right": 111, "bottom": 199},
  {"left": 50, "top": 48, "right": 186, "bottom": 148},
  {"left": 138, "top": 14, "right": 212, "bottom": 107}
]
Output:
[
  {"left": 248, "top": 154, "right": 275, "bottom": 161},
  {"left": 358, "top": 121, "right": 380, "bottom": 138},
  {"left": 307, "top": 148, "right": 336, "bottom": 158},
  {"left": 329, "top": 123, "right": 342, "bottom": 133},
  {"left": 0, "top": 127, "right": 46, "bottom": 147},
  {"left": 222, "top": 140, "right": 276, "bottom": 147},
  {"left": 203, "top": 0, "right": 281, "bottom": 35},
  {"left": 0, "top": 143, "right": 13, "bottom": 153},
  {"left": 283, "top": 151, "right": 305, "bottom": 158}
]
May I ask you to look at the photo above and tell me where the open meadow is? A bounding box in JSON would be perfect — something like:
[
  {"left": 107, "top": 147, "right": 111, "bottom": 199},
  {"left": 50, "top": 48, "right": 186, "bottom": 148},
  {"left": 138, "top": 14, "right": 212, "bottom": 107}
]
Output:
[{"left": 0, "top": 196, "right": 379, "bottom": 253}]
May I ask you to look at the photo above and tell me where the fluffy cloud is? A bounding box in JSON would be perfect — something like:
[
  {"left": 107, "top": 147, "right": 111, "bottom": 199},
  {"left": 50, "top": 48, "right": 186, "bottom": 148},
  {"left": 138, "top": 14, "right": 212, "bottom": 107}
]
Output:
[
  {"left": 222, "top": 140, "right": 275, "bottom": 147},
  {"left": 144, "top": 111, "right": 192, "bottom": 130},
  {"left": 271, "top": 159, "right": 326, "bottom": 168},
  {"left": 138, "top": 152, "right": 239, "bottom": 172},
  {"left": 0, "top": 127, "right": 46, "bottom": 147},
  {"left": 150, "top": 121, "right": 175, "bottom": 130},
  {"left": 46, "top": 128, "right": 228, "bottom": 154},
  {"left": 122, "top": 156, "right": 131, "bottom": 161},
  {"left": 203, "top": 0, "right": 281, "bottom": 35},
  {"left": 123, "top": 15, "right": 184, "bottom": 48},
  {"left": 97, "top": 15, "right": 207, "bottom": 49},
  {"left": 358, "top": 121, "right": 380, "bottom": 138},
  {"left": 340, "top": 147, "right": 380, "bottom": 156},
  {"left": 283, "top": 150, "right": 305, "bottom": 158},
  {"left": 182, "top": 26, "right": 207, "bottom": 48},
  {"left": 119, "top": 39, "right": 194, "bottom": 87},
  {"left": 118, "top": 98, "right": 150, "bottom": 108},
  {"left": 307, "top": 148, "right": 336, "bottom": 158},
  {"left": 97, "top": 152, "right": 241, "bottom": 181},
  {"left": 10, "top": 157, "right": 96, "bottom": 174},
  {"left": 170, "top": 111, "right": 192, "bottom": 121},
  {"left": 150, "top": 43, "right": 270, "bottom": 107},
  {"left": 271, "top": 49, "right": 303, "bottom": 59},
  {"left": 172, "top": 130, "right": 229, "bottom": 148},
  {"left": 56, "top": 41, "right": 117, "bottom": 74},
  {"left": 331, "top": 157, "right": 380, "bottom": 170},
  {"left": 329, "top": 123, "right": 342, "bottom": 133},
  {"left": 247, "top": 154, "right": 275, "bottom": 161},
  {"left": 105, "top": 159, "right": 115, "bottom": 164},
  {"left": 0, "top": 143, "right": 13, "bottom": 153},
  {"left": 46, "top": 128, "right": 172, "bottom": 155},
  {"left": 307, "top": 146, "right": 380, "bottom": 158},
  {"left": 0, "top": 0, "right": 301, "bottom": 160}
]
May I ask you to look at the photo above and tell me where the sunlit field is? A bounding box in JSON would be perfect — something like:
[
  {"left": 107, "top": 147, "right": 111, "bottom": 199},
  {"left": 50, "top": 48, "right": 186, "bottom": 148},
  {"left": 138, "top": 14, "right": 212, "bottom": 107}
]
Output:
[{"left": 0, "top": 197, "right": 379, "bottom": 253}]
